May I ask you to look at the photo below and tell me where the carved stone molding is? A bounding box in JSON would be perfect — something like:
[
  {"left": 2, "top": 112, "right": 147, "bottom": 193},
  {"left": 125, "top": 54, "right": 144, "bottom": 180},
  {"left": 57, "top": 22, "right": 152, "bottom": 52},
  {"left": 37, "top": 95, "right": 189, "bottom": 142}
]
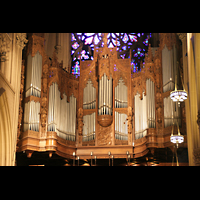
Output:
[
  {"left": 197, "top": 111, "right": 200, "bottom": 128},
  {"left": 17, "top": 60, "right": 25, "bottom": 147},
  {"left": 27, "top": 34, "right": 45, "bottom": 57},
  {"left": 193, "top": 148, "right": 200, "bottom": 166},
  {"left": 16, "top": 33, "right": 28, "bottom": 49},
  {"left": 127, "top": 106, "right": 133, "bottom": 134},
  {"left": 159, "top": 33, "right": 178, "bottom": 51},
  {"left": 0, "top": 33, "right": 11, "bottom": 62},
  {"left": 78, "top": 108, "right": 83, "bottom": 136},
  {"left": 177, "top": 33, "right": 187, "bottom": 42}
]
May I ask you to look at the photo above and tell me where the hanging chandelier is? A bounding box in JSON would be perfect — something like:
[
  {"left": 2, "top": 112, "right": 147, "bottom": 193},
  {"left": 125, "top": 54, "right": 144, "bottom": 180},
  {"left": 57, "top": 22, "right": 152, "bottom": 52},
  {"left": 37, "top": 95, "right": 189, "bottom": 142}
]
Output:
[
  {"left": 170, "top": 90, "right": 187, "bottom": 103},
  {"left": 170, "top": 121, "right": 184, "bottom": 166},
  {"left": 170, "top": 62, "right": 187, "bottom": 104},
  {"left": 170, "top": 133, "right": 184, "bottom": 144}
]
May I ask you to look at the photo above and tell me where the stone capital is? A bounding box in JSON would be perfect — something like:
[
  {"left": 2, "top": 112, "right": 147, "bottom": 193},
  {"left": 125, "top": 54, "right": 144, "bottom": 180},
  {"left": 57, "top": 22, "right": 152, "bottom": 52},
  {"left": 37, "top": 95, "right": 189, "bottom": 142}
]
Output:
[
  {"left": 177, "top": 33, "right": 187, "bottom": 42},
  {"left": 16, "top": 33, "right": 28, "bottom": 49},
  {"left": 0, "top": 33, "right": 11, "bottom": 62}
]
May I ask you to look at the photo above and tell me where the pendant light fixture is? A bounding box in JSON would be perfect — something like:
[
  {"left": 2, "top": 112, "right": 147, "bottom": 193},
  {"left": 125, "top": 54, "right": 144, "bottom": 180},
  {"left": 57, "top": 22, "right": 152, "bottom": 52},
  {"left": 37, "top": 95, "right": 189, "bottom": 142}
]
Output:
[{"left": 170, "top": 62, "right": 187, "bottom": 104}]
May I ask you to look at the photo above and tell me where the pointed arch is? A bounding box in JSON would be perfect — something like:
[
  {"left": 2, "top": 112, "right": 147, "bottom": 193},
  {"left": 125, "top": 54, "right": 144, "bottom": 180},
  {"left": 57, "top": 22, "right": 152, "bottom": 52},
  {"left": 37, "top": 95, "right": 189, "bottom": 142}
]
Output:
[{"left": 0, "top": 88, "right": 12, "bottom": 166}]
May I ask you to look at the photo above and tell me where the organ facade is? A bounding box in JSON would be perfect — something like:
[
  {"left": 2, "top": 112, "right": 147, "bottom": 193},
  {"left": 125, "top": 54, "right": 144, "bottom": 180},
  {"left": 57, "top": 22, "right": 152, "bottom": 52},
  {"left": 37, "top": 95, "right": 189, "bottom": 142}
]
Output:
[{"left": 16, "top": 33, "right": 188, "bottom": 165}]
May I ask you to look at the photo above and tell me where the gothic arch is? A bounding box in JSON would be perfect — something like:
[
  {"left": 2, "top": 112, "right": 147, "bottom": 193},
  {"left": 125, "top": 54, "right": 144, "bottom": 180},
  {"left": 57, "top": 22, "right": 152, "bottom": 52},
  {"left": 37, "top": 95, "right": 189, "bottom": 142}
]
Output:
[{"left": 0, "top": 88, "right": 12, "bottom": 166}]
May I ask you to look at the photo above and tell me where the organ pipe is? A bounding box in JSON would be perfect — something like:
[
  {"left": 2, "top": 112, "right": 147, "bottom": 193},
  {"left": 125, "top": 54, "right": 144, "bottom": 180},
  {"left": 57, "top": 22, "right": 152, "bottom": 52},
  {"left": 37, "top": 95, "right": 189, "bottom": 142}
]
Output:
[
  {"left": 134, "top": 92, "right": 147, "bottom": 140},
  {"left": 164, "top": 96, "right": 181, "bottom": 128},
  {"left": 25, "top": 51, "right": 42, "bottom": 97},
  {"left": 98, "top": 73, "right": 112, "bottom": 116},
  {"left": 115, "top": 78, "right": 128, "bottom": 108},
  {"left": 83, "top": 112, "right": 95, "bottom": 141},
  {"left": 83, "top": 79, "right": 96, "bottom": 110},
  {"left": 146, "top": 79, "right": 155, "bottom": 128},
  {"left": 134, "top": 79, "right": 156, "bottom": 140},
  {"left": 24, "top": 101, "right": 40, "bottom": 132},
  {"left": 48, "top": 83, "right": 76, "bottom": 141},
  {"left": 115, "top": 111, "right": 128, "bottom": 140},
  {"left": 162, "top": 44, "right": 178, "bottom": 93}
]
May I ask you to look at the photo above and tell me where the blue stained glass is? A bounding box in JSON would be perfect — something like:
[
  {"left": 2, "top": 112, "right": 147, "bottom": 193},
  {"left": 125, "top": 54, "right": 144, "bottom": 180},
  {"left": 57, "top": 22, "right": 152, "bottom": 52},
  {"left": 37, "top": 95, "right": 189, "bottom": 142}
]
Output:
[
  {"left": 120, "top": 54, "right": 126, "bottom": 59},
  {"left": 140, "top": 53, "right": 145, "bottom": 57},
  {"left": 122, "top": 46, "right": 126, "bottom": 50}
]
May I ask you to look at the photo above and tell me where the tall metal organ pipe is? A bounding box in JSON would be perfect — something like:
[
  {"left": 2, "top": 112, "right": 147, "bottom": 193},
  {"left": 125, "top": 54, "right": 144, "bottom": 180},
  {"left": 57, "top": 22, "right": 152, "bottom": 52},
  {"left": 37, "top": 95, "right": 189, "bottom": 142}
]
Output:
[
  {"left": 115, "top": 78, "right": 128, "bottom": 108},
  {"left": 98, "top": 73, "right": 112, "bottom": 115},
  {"left": 48, "top": 83, "right": 76, "bottom": 141},
  {"left": 83, "top": 79, "right": 96, "bottom": 109}
]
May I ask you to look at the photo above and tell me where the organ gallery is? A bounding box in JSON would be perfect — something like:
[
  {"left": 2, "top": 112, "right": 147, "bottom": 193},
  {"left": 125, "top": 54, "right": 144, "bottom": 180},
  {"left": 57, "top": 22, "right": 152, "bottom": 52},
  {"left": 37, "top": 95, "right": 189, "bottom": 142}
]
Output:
[{"left": 16, "top": 33, "right": 189, "bottom": 166}]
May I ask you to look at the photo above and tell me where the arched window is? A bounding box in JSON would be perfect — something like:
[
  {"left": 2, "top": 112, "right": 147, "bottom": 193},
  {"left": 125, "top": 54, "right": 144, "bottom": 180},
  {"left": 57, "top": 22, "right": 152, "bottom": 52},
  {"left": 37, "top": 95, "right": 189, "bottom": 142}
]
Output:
[{"left": 71, "top": 33, "right": 151, "bottom": 77}]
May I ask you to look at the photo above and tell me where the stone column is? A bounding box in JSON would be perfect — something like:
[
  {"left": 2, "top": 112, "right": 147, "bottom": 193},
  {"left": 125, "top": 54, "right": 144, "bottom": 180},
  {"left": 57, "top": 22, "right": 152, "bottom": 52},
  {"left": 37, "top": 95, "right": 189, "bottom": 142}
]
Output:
[
  {"left": 194, "top": 34, "right": 200, "bottom": 127},
  {"left": 177, "top": 33, "right": 194, "bottom": 165},
  {"left": 185, "top": 33, "right": 200, "bottom": 165}
]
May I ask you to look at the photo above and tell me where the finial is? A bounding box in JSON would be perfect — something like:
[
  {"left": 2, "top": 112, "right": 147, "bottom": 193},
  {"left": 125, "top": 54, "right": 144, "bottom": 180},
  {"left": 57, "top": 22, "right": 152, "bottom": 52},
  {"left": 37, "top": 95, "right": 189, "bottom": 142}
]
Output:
[{"left": 103, "top": 33, "right": 108, "bottom": 47}]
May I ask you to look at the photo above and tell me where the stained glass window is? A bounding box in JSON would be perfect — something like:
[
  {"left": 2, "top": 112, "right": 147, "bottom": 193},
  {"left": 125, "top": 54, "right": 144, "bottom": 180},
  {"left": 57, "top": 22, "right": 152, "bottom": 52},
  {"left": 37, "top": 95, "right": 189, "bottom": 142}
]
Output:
[{"left": 71, "top": 33, "right": 151, "bottom": 77}]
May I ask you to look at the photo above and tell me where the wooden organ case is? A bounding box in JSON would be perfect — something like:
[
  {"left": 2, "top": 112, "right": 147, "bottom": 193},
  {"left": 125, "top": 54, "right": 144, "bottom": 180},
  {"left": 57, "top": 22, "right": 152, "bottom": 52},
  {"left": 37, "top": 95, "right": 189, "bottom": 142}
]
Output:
[{"left": 17, "top": 33, "right": 187, "bottom": 164}]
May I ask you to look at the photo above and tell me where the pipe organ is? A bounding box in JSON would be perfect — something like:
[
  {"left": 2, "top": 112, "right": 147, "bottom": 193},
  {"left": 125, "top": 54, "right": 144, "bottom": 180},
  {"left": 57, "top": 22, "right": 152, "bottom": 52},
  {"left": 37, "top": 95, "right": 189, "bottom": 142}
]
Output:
[{"left": 18, "top": 33, "right": 187, "bottom": 163}]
